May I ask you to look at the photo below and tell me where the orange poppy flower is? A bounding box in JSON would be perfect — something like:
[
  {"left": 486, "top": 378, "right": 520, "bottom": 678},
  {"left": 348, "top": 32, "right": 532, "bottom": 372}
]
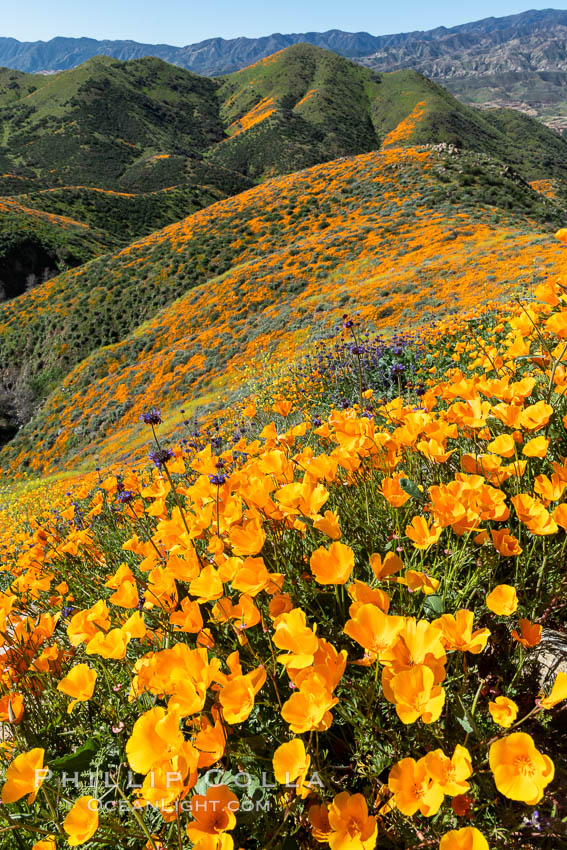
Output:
[
  {"left": 491, "top": 528, "right": 522, "bottom": 557},
  {"left": 232, "top": 556, "right": 273, "bottom": 596},
  {"left": 327, "top": 791, "right": 377, "bottom": 850},
  {"left": 405, "top": 516, "right": 443, "bottom": 549},
  {"left": 219, "top": 668, "right": 266, "bottom": 724},
  {"left": 389, "top": 664, "right": 446, "bottom": 724},
  {"left": 126, "top": 707, "right": 184, "bottom": 774},
  {"left": 186, "top": 784, "right": 239, "bottom": 844},
  {"left": 194, "top": 714, "right": 227, "bottom": 768},
  {"left": 540, "top": 671, "right": 567, "bottom": 709},
  {"left": 404, "top": 570, "right": 440, "bottom": 595},
  {"left": 313, "top": 510, "right": 342, "bottom": 539},
  {"left": 546, "top": 308, "right": 567, "bottom": 337},
  {"left": 310, "top": 541, "right": 354, "bottom": 585},
  {"left": 189, "top": 565, "right": 224, "bottom": 603},
  {"left": 63, "top": 796, "right": 99, "bottom": 846},
  {"left": 273, "top": 400, "right": 293, "bottom": 416},
  {"left": 380, "top": 617, "right": 446, "bottom": 676},
  {"left": 1, "top": 748, "right": 47, "bottom": 804},
  {"left": 522, "top": 437, "right": 550, "bottom": 458},
  {"left": 423, "top": 744, "right": 473, "bottom": 795},
  {"left": 553, "top": 502, "right": 567, "bottom": 529},
  {"left": 309, "top": 802, "right": 332, "bottom": 842},
  {"left": 66, "top": 600, "right": 110, "bottom": 646},
  {"left": 0, "top": 693, "right": 24, "bottom": 724},
  {"left": 268, "top": 593, "right": 293, "bottom": 619},
  {"left": 57, "top": 664, "right": 97, "bottom": 713},
  {"left": 273, "top": 608, "right": 319, "bottom": 669},
  {"left": 229, "top": 520, "right": 266, "bottom": 557},
  {"left": 85, "top": 627, "right": 129, "bottom": 659},
  {"left": 512, "top": 493, "right": 558, "bottom": 535},
  {"left": 489, "top": 732, "right": 554, "bottom": 804},
  {"left": 488, "top": 696, "right": 518, "bottom": 728},
  {"left": 139, "top": 752, "right": 197, "bottom": 808},
  {"left": 417, "top": 437, "right": 455, "bottom": 463},
  {"left": 439, "top": 827, "right": 489, "bottom": 850},
  {"left": 32, "top": 839, "right": 57, "bottom": 850},
  {"left": 170, "top": 598, "right": 204, "bottom": 633},
  {"left": 433, "top": 610, "right": 490, "bottom": 654},
  {"left": 281, "top": 680, "right": 338, "bottom": 734},
  {"left": 388, "top": 757, "right": 444, "bottom": 816},
  {"left": 348, "top": 580, "right": 390, "bottom": 614},
  {"left": 487, "top": 434, "right": 515, "bottom": 458},
  {"left": 380, "top": 476, "right": 411, "bottom": 507},
  {"left": 369, "top": 551, "right": 404, "bottom": 580},
  {"left": 272, "top": 738, "right": 311, "bottom": 793},
  {"left": 344, "top": 604, "right": 405, "bottom": 658},
  {"left": 511, "top": 618, "right": 542, "bottom": 647},
  {"left": 486, "top": 584, "right": 518, "bottom": 615},
  {"left": 519, "top": 401, "right": 553, "bottom": 431},
  {"left": 534, "top": 473, "right": 565, "bottom": 504}
]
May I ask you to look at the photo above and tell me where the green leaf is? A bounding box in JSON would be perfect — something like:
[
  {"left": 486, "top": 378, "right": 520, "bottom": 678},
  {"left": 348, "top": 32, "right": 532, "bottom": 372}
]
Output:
[
  {"left": 454, "top": 693, "right": 480, "bottom": 737},
  {"left": 398, "top": 478, "right": 426, "bottom": 502},
  {"left": 50, "top": 738, "right": 100, "bottom": 772},
  {"left": 423, "top": 594, "right": 444, "bottom": 617}
]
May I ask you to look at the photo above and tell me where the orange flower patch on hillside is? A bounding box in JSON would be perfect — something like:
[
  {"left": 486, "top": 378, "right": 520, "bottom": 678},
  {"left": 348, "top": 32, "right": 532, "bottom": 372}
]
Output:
[
  {"left": 294, "top": 88, "right": 317, "bottom": 109},
  {"left": 1, "top": 144, "right": 566, "bottom": 476},
  {"left": 228, "top": 96, "right": 277, "bottom": 137},
  {"left": 0, "top": 197, "right": 90, "bottom": 230},
  {"left": 529, "top": 179, "right": 557, "bottom": 200},
  {"left": 382, "top": 101, "right": 427, "bottom": 148}
]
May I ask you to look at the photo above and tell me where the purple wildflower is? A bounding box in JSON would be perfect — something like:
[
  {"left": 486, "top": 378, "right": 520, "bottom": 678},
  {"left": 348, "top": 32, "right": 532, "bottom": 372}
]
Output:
[
  {"left": 141, "top": 408, "right": 162, "bottom": 426},
  {"left": 149, "top": 448, "right": 174, "bottom": 468}
]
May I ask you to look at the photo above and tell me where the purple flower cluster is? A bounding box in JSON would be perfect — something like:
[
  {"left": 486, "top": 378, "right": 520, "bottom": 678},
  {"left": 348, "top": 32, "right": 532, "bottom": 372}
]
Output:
[
  {"left": 140, "top": 408, "right": 162, "bottom": 426},
  {"left": 149, "top": 448, "right": 174, "bottom": 468},
  {"left": 117, "top": 490, "right": 136, "bottom": 504}
]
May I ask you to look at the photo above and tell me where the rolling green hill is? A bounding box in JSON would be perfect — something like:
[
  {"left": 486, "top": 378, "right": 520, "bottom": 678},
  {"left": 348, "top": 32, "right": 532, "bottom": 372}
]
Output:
[
  {"left": 2, "top": 46, "right": 567, "bottom": 195},
  {"left": 3, "top": 184, "right": 226, "bottom": 243},
  {"left": 0, "top": 56, "right": 225, "bottom": 190}
]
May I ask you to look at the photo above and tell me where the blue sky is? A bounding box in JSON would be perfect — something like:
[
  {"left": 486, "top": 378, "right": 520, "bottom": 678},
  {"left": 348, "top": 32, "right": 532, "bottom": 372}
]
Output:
[{"left": 3, "top": 1, "right": 567, "bottom": 44}]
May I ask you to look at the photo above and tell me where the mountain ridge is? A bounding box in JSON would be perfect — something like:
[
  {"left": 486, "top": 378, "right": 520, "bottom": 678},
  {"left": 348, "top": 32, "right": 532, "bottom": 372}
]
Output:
[
  {"left": 1, "top": 10, "right": 567, "bottom": 76},
  {"left": 7, "top": 11, "right": 567, "bottom": 133}
]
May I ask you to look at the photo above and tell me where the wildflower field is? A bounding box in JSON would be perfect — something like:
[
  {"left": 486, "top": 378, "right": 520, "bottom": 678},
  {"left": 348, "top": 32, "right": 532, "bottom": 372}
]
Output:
[
  {"left": 3, "top": 142, "right": 567, "bottom": 477},
  {"left": 1, "top": 243, "right": 567, "bottom": 849}
]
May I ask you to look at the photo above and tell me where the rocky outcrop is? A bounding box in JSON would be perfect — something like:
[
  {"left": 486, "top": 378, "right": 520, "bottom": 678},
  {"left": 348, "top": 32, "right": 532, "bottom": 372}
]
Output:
[{"left": 530, "top": 629, "right": 567, "bottom": 689}]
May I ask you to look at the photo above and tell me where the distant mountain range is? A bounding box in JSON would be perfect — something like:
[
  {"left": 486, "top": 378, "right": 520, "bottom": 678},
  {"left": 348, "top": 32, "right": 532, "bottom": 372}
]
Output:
[
  {"left": 4, "top": 10, "right": 567, "bottom": 132},
  {"left": 0, "top": 31, "right": 383, "bottom": 75},
  {"left": 1, "top": 11, "right": 567, "bottom": 77}
]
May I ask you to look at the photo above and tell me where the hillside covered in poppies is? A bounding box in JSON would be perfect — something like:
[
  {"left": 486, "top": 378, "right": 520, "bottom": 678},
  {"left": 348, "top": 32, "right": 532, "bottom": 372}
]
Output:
[{"left": 3, "top": 43, "right": 567, "bottom": 298}]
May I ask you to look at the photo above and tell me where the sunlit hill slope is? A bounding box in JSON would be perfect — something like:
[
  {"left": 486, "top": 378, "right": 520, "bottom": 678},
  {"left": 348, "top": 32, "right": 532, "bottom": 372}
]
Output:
[{"left": 2, "top": 133, "right": 566, "bottom": 475}]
